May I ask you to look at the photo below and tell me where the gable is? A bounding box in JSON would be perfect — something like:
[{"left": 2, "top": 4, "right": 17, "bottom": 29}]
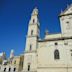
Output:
[{"left": 60, "top": 4, "right": 72, "bottom": 16}]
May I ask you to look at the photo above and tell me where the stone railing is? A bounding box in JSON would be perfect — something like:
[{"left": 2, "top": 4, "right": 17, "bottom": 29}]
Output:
[{"left": 21, "top": 70, "right": 37, "bottom": 72}]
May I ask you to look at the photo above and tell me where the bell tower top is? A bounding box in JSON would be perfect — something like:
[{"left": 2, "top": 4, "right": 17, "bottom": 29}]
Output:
[
  {"left": 29, "top": 7, "right": 39, "bottom": 25},
  {"left": 32, "top": 7, "right": 38, "bottom": 16}
]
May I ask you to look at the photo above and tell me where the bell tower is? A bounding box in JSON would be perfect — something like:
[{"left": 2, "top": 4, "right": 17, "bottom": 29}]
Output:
[
  {"left": 25, "top": 7, "right": 40, "bottom": 52},
  {"left": 23, "top": 7, "right": 40, "bottom": 72}
]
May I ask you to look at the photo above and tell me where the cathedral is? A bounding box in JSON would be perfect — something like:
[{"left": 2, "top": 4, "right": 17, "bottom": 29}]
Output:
[{"left": 0, "top": 4, "right": 72, "bottom": 72}]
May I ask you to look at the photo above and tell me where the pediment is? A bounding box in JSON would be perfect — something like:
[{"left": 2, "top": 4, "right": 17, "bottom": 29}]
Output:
[{"left": 60, "top": 4, "right": 72, "bottom": 16}]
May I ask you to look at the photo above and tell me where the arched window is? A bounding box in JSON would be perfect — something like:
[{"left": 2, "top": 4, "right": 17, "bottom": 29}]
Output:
[
  {"left": 54, "top": 49, "right": 60, "bottom": 60},
  {"left": 31, "top": 30, "right": 33, "bottom": 35},
  {"left": 28, "top": 64, "right": 30, "bottom": 71},
  {"left": 4, "top": 68, "right": 6, "bottom": 72},
  {"left": 9, "top": 68, "right": 11, "bottom": 72},
  {"left": 33, "top": 19, "right": 35, "bottom": 23},
  {"left": 30, "top": 45, "right": 32, "bottom": 51}
]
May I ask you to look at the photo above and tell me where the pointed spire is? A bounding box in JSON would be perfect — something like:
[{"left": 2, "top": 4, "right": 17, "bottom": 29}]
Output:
[
  {"left": 45, "top": 29, "right": 49, "bottom": 35},
  {"left": 10, "top": 49, "right": 14, "bottom": 59},
  {"left": 32, "top": 7, "right": 38, "bottom": 16},
  {"left": 67, "top": 4, "right": 69, "bottom": 9},
  {"left": 61, "top": 9, "right": 63, "bottom": 14}
]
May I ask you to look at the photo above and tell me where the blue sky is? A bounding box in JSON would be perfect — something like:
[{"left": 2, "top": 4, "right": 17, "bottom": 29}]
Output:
[{"left": 0, "top": 0, "right": 72, "bottom": 57}]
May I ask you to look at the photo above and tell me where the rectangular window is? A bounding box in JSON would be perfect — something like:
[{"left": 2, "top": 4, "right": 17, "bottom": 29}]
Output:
[
  {"left": 70, "top": 50, "right": 72, "bottom": 60},
  {"left": 4, "top": 68, "right": 6, "bottom": 72},
  {"left": 13, "top": 68, "right": 16, "bottom": 72},
  {"left": 31, "top": 30, "right": 33, "bottom": 35},
  {"left": 9, "top": 68, "right": 11, "bottom": 72},
  {"left": 28, "top": 65, "right": 30, "bottom": 71}
]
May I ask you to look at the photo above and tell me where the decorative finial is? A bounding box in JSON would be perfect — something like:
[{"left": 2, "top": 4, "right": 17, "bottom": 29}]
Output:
[
  {"left": 67, "top": 4, "right": 69, "bottom": 9},
  {"left": 35, "top": 7, "right": 38, "bottom": 9},
  {"left": 32, "top": 7, "right": 38, "bottom": 16},
  {"left": 45, "top": 29, "right": 49, "bottom": 35}
]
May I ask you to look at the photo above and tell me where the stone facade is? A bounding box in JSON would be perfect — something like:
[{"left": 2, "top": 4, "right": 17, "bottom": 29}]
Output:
[
  {"left": 23, "top": 4, "right": 72, "bottom": 72},
  {"left": 0, "top": 4, "right": 72, "bottom": 72},
  {"left": 0, "top": 53, "right": 24, "bottom": 72}
]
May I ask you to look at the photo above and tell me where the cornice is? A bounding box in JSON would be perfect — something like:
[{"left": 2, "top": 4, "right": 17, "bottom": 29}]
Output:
[{"left": 38, "top": 37, "right": 72, "bottom": 42}]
